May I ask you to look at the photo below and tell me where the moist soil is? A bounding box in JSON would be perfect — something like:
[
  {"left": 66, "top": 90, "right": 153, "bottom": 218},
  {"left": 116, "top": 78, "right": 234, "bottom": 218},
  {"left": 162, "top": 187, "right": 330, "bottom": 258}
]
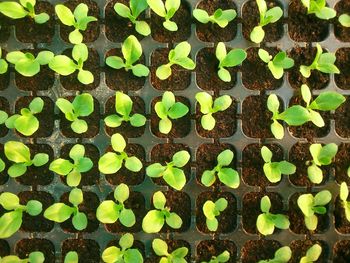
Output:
[
  {"left": 147, "top": 239, "right": 191, "bottom": 263},
  {"left": 0, "top": 240, "right": 10, "bottom": 257},
  {"left": 335, "top": 48, "right": 350, "bottom": 90},
  {"left": 241, "top": 240, "right": 281, "bottom": 263},
  {"left": 334, "top": 0, "right": 350, "bottom": 42},
  {"left": 334, "top": 143, "right": 350, "bottom": 185},
  {"left": 0, "top": 97, "right": 9, "bottom": 138},
  {"left": 0, "top": 144, "right": 9, "bottom": 185},
  {"left": 0, "top": 14, "right": 10, "bottom": 43},
  {"left": 335, "top": 96, "right": 350, "bottom": 138},
  {"left": 289, "top": 240, "right": 328, "bottom": 263},
  {"left": 196, "top": 239, "right": 237, "bottom": 263},
  {"left": 334, "top": 195, "right": 350, "bottom": 234},
  {"left": 61, "top": 239, "right": 100, "bottom": 263},
  {"left": 15, "top": 239, "right": 55, "bottom": 263},
  {"left": 0, "top": 49, "right": 10, "bottom": 90},
  {"left": 333, "top": 240, "right": 350, "bottom": 263}
]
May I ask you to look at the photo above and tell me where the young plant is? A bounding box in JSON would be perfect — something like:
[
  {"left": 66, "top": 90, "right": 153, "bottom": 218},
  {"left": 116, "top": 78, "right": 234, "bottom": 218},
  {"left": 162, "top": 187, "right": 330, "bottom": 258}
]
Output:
[
  {"left": 203, "top": 198, "right": 227, "bottom": 231},
  {"left": 114, "top": 0, "right": 150, "bottom": 36},
  {"left": 300, "top": 44, "right": 340, "bottom": 78},
  {"left": 56, "top": 93, "right": 94, "bottom": 134},
  {"left": 156, "top": 41, "right": 195, "bottom": 80},
  {"left": 261, "top": 146, "right": 296, "bottom": 183},
  {"left": 0, "top": 48, "right": 8, "bottom": 74},
  {"left": 250, "top": 0, "right": 283, "bottom": 43},
  {"left": 142, "top": 191, "right": 182, "bottom": 233},
  {"left": 4, "top": 141, "right": 49, "bottom": 178},
  {"left": 49, "top": 43, "right": 94, "bottom": 85},
  {"left": 0, "top": 251, "right": 45, "bottom": 263},
  {"left": 44, "top": 188, "right": 88, "bottom": 231},
  {"left": 64, "top": 251, "right": 78, "bottom": 263},
  {"left": 152, "top": 238, "right": 188, "bottom": 262},
  {"left": 49, "top": 144, "right": 93, "bottom": 187},
  {"left": 258, "top": 49, "right": 294, "bottom": 79},
  {"left": 147, "top": 0, "right": 180, "bottom": 31},
  {"left": 215, "top": 42, "right": 246, "bottom": 82},
  {"left": 193, "top": 8, "right": 237, "bottom": 28},
  {"left": 297, "top": 190, "right": 332, "bottom": 231},
  {"left": 256, "top": 195, "right": 290, "bottom": 235},
  {"left": 98, "top": 133, "right": 142, "bottom": 174},
  {"left": 146, "top": 150, "right": 190, "bottom": 191},
  {"left": 201, "top": 149, "right": 240, "bottom": 189},
  {"left": 102, "top": 233, "right": 143, "bottom": 263},
  {"left": 195, "top": 92, "right": 232, "bottom": 131},
  {"left": 154, "top": 91, "right": 189, "bottom": 134},
  {"left": 300, "top": 244, "right": 322, "bottom": 263},
  {"left": 96, "top": 183, "right": 136, "bottom": 227},
  {"left": 301, "top": 0, "right": 336, "bottom": 20},
  {"left": 202, "top": 250, "right": 230, "bottom": 263},
  {"left": 339, "top": 14, "right": 350, "bottom": 27},
  {"left": 55, "top": 3, "right": 97, "bottom": 44},
  {"left": 340, "top": 182, "right": 350, "bottom": 222},
  {"left": 258, "top": 246, "right": 292, "bottom": 263},
  {"left": 0, "top": 192, "right": 42, "bottom": 238}
]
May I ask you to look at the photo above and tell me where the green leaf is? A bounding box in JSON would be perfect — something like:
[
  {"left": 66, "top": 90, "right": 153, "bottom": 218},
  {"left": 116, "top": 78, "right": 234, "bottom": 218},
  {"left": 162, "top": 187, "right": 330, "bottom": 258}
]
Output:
[
  {"left": 135, "top": 20, "right": 151, "bottom": 36},
  {"left": 278, "top": 105, "right": 310, "bottom": 125},
  {"left": 261, "top": 146, "right": 272, "bottom": 163},
  {"left": 193, "top": 9, "right": 210, "bottom": 24},
  {"left": 132, "top": 63, "right": 149, "bottom": 77},
  {"left": 44, "top": 203, "right": 74, "bottom": 223},
  {"left": 301, "top": 84, "right": 312, "bottom": 106},
  {"left": 29, "top": 251, "right": 45, "bottom": 263},
  {"left": 106, "top": 56, "right": 125, "bottom": 69},
  {"left": 304, "top": 244, "right": 322, "bottom": 261},
  {"left": 0, "top": 192, "right": 20, "bottom": 210},
  {"left": 166, "top": 212, "right": 182, "bottom": 229},
  {"left": 316, "top": 6, "right": 336, "bottom": 20},
  {"left": 153, "top": 191, "right": 166, "bottom": 209},
  {"left": 72, "top": 93, "right": 94, "bottom": 117},
  {"left": 271, "top": 120, "right": 284, "bottom": 139},
  {"left": 260, "top": 196, "right": 271, "bottom": 213},
  {"left": 340, "top": 182, "right": 349, "bottom": 202},
  {"left": 172, "top": 247, "right": 188, "bottom": 259},
  {"left": 250, "top": 26, "right": 265, "bottom": 43},
  {"left": 111, "top": 133, "right": 126, "bottom": 153},
  {"left": 172, "top": 150, "right": 190, "bottom": 167},
  {"left": 119, "top": 233, "right": 134, "bottom": 250},
  {"left": 15, "top": 59, "right": 40, "bottom": 77},
  {"left": 32, "top": 153, "right": 49, "bottom": 167},
  {"left": 14, "top": 114, "right": 39, "bottom": 136},
  {"left": 56, "top": 98, "right": 74, "bottom": 116},
  {"left": 152, "top": 239, "right": 168, "bottom": 256},
  {"left": 98, "top": 152, "right": 123, "bottom": 174},
  {"left": 258, "top": 49, "right": 271, "bottom": 63},
  {"left": 96, "top": 200, "right": 119, "bottom": 223},
  {"left": 71, "top": 119, "right": 88, "bottom": 134},
  {"left": 74, "top": 3, "right": 88, "bottom": 21},
  {"left": 26, "top": 200, "right": 43, "bottom": 216},
  {"left": 216, "top": 42, "right": 227, "bottom": 62},
  {"left": 69, "top": 188, "right": 83, "bottom": 206},
  {"left": 217, "top": 149, "right": 234, "bottom": 166},
  {"left": 297, "top": 194, "right": 314, "bottom": 217},
  {"left": 125, "top": 156, "right": 142, "bottom": 172},
  {"left": 8, "top": 163, "right": 27, "bottom": 178},
  {"left": 201, "top": 114, "right": 216, "bottom": 131},
  {"left": 119, "top": 208, "right": 136, "bottom": 227},
  {"left": 310, "top": 92, "right": 345, "bottom": 111},
  {"left": 215, "top": 198, "right": 228, "bottom": 212},
  {"left": 55, "top": 4, "right": 75, "bottom": 26},
  {"left": 163, "top": 20, "right": 178, "bottom": 31},
  {"left": 72, "top": 43, "right": 88, "bottom": 62},
  {"left": 114, "top": 3, "right": 131, "bottom": 18},
  {"left": 159, "top": 118, "right": 172, "bottom": 134},
  {"left": 263, "top": 163, "right": 281, "bottom": 183},
  {"left": 218, "top": 68, "right": 231, "bottom": 82},
  {"left": 168, "top": 102, "right": 189, "bottom": 119},
  {"left": 196, "top": 92, "right": 213, "bottom": 114},
  {"left": 76, "top": 157, "right": 93, "bottom": 173},
  {"left": 49, "top": 55, "right": 77, "bottom": 75},
  {"left": 29, "top": 97, "right": 44, "bottom": 114},
  {"left": 317, "top": 143, "right": 338, "bottom": 165},
  {"left": 64, "top": 251, "right": 78, "bottom": 263},
  {"left": 77, "top": 69, "right": 94, "bottom": 85},
  {"left": 206, "top": 217, "right": 218, "bottom": 231},
  {"left": 156, "top": 64, "right": 172, "bottom": 80},
  {"left": 34, "top": 12, "right": 50, "bottom": 24},
  {"left": 102, "top": 246, "right": 122, "bottom": 263},
  {"left": 278, "top": 161, "right": 296, "bottom": 175},
  {"left": 115, "top": 92, "right": 132, "bottom": 117},
  {"left": 0, "top": 2, "right": 28, "bottom": 19},
  {"left": 142, "top": 210, "right": 164, "bottom": 233},
  {"left": 147, "top": 0, "right": 166, "bottom": 17},
  {"left": 307, "top": 164, "right": 323, "bottom": 184},
  {"left": 217, "top": 168, "right": 240, "bottom": 188},
  {"left": 268, "top": 61, "right": 284, "bottom": 79},
  {"left": 273, "top": 214, "right": 290, "bottom": 230},
  {"left": 339, "top": 14, "right": 350, "bottom": 27},
  {"left": 130, "top": 113, "right": 146, "bottom": 127},
  {"left": 314, "top": 190, "right": 332, "bottom": 206},
  {"left": 67, "top": 170, "right": 81, "bottom": 187},
  {"left": 122, "top": 35, "right": 142, "bottom": 65},
  {"left": 131, "top": 0, "right": 148, "bottom": 18},
  {"left": 172, "top": 41, "right": 191, "bottom": 60},
  {"left": 203, "top": 200, "right": 216, "bottom": 220},
  {"left": 0, "top": 59, "right": 8, "bottom": 75},
  {"left": 114, "top": 183, "right": 129, "bottom": 203},
  {"left": 305, "top": 214, "right": 318, "bottom": 231},
  {"left": 201, "top": 170, "right": 216, "bottom": 187},
  {"left": 147, "top": 163, "right": 166, "bottom": 178},
  {"left": 72, "top": 211, "right": 87, "bottom": 230},
  {"left": 213, "top": 95, "right": 232, "bottom": 112},
  {"left": 256, "top": 213, "right": 274, "bottom": 235},
  {"left": 163, "top": 167, "right": 186, "bottom": 190},
  {"left": 267, "top": 94, "right": 280, "bottom": 113},
  {"left": 49, "top": 159, "right": 73, "bottom": 175},
  {"left": 264, "top": 6, "right": 283, "bottom": 23},
  {"left": 105, "top": 115, "right": 123, "bottom": 128},
  {"left": 69, "top": 144, "right": 85, "bottom": 161},
  {"left": 220, "top": 49, "right": 246, "bottom": 67},
  {"left": 0, "top": 211, "right": 22, "bottom": 238},
  {"left": 274, "top": 246, "right": 292, "bottom": 262},
  {"left": 5, "top": 141, "right": 31, "bottom": 163}
]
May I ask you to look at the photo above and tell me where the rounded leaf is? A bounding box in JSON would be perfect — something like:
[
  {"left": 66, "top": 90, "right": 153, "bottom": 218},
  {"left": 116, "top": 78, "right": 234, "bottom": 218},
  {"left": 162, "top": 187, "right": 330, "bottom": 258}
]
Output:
[
  {"left": 5, "top": 141, "right": 31, "bottom": 163},
  {"left": 119, "top": 208, "right": 136, "bottom": 227},
  {"left": 256, "top": 214, "right": 274, "bottom": 235},
  {"left": 102, "top": 246, "right": 122, "bottom": 263},
  {"left": 146, "top": 163, "right": 166, "bottom": 178},
  {"left": 153, "top": 191, "right": 166, "bottom": 209},
  {"left": 163, "top": 167, "right": 186, "bottom": 190},
  {"left": 26, "top": 200, "right": 43, "bottom": 216},
  {"left": 55, "top": 4, "right": 75, "bottom": 26},
  {"left": 8, "top": 163, "right": 27, "bottom": 178},
  {"left": 0, "top": 192, "right": 20, "bottom": 210},
  {"left": 77, "top": 69, "right": 94, "bottom": 85},
  {"left": 0, "top": 211, "right": 22, "bottom": 238},
  {"left": 111, "top": 133, "right": 126, "bottom": 153},
  {"left": 172, "top": 150, "right": 190, "bottom": 167},
  {"left": 201, "top": 170, "right": 216, "bottom": 187},
  {"left": 96, "top": 200, "right": 119, "bottom": 223},
  {"left": 125, "top": 156, "right": 143, "bottom": 172},
  {"left": 32, "top": 153, "right": 49, "bottom": 167},
  {"left": 69, "top": 188, "right": 83, "bottom": 206},
  {"left": 166, "top": 212, "right": 182, "bottom": 229},
  {"left": 72, "top": 211, "right": 87, "bottom": 231},
  {"left": 201, "top": 114, "right": 216, "bottom": 131},
  {"left": 159, "top": 118, "right": 172, "bottom": 134},
  {"left": 14, "top": 114, "right": 39, "bottom": 136},
  {"left": 260, "top": 195, "right": 271, "bottom": 213},
  {"left": 114, "top": 183, "right": 129, "bottom": 203},
  {"left": 152, "top": 239, "right": 168, "bottom": 256},
  {"left": 49, "top": 159, "right": 74, "bottom": 175},
  {"left": 129, "top": 113, "right": 146, "bottom": 127},
  {"left": 49, "top": 55, "right": 77, "bottom": 75},
  {"left": 44, "top": 203, "right": 74, "bottom": 223},
  {"left": 250, "top": 26, "right": 265, "bottom": 43},
  {"left": 98, "top": 152, "right": 123, "bottom": 174},
  {"left": 115, "top": 91, "right": 133, "bottom": 117},
  {"left": 64, "top": 251, "right": 78, "bottom": 263},
  {"left": 217, "top": 149, "right": 233, "bottom": 166},
  {"left": 119, "top": 233, "right": 134, "bottom": 250},
  {"left": 142, "top": 210, "right": 164, "bottom": 233},
  {"left": 217, "top": 168, "right": 240, "bottom": 188}
]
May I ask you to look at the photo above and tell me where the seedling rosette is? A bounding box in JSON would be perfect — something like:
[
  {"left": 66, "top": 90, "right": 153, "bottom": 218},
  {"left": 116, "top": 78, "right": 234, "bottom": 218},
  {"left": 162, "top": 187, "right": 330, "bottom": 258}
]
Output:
[
  {"left": 152, "top": 238, "right": 188, "bottom": 262},
  {"left": 203, "top": 197, "right": 228, "bottom": 232},
  {"left": 340, "top": 182, "right": 350, "bottom": 222},
  {"left": 193, "top": 7, "right": 237, "bottom": 28},
  {"left": 258, "top": 49, "right": 294, "bottom": 79},
  {"left": 201, "top": 250, "right": 230, "bottom": 263},
  {"left": 147, "top": 0, "right": 180, "bottom": 31},
  {"left": 258, "top": 246, "right": 292, "bottom": 263},
  {"left": 301, "top": 0, "right": 336, "bottom": 20}
]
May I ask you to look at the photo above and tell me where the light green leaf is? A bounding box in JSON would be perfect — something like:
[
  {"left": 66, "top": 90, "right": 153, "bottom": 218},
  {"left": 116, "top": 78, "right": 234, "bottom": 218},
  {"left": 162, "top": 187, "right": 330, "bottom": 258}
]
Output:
[
  {"left": 0, "top": 2, "right": 28, "bottom": 19},
  {"left": 96, "top": 200, "right": 119, "bottom": 223},
  {"left": 44, "top": 203, "right": 74, "bottom": 222},
  {"left": 125, "top": 156, "right": 143, "bottom": 172},
  {"left": 142, "top": 210, "right": 164, "bottom": 233},
  {"left": 0, "top": 211, "right": 22, "bottom": 238},
  {"left": 98, "top": 152, "right": 123, "bottom": 174},
  {"left": 111, "top": 133, "right": 126, "bottom": 153}
]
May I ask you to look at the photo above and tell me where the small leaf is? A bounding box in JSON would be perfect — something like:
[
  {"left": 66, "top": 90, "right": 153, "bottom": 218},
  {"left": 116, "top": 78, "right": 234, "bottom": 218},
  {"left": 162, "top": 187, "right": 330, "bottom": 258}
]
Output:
[
  {"left": 258, "top": 49, "right": 271, "bottom": 63},
  {"left": 307, "top": 164, "right": 323, "bottom": 184},
  {"left": 5, "top": 141, "right": 31, "bottom": 163},
  {"left": 146, "top": 163, "right": 166, "bottom": 178},
  {"left": 32, "top": 153, "right": 49, "bottom": 167},
  {"left": 261, "top": 146, "right": 272, "bottom": 163},
  {"left": 69, "top": 29, "right": 83, "bottom": 44},
  {"left": 278, "top": 105, "right": 310, "bottom": 126},
  {"left": 213, "top": 95, "right": 232, "bottom": 112},
  {"left": 122, "top": 35, "right": 142, "bottom": 65},
  {"left": 153, "top": 191, "right": 166, "bottom": 210},
  {"left": 78, "top": 69, "right": 94, "bottom": 85},
  {"left": 217, "top": 168, "right": 240, "bottom": 188},
  {"left": 260, "top": 196, "right": 271, "bottom": 213},
  {"left": 163, "top": 167, "right": 186, "bottom": 190},
  {"left": 193, "top": 9, "right": 210, "bottom": 24},
  {"left": 201, "top": 170, "right": 216, "bottom": 187},
  {"left": 44, "top": 203, "right": 74, "bottom": 223},
  {"left": 114, "top": 3, "right": 131, "bottom": 18},
  {"left": 50, "top": 159, "right": 74, "bottom": 175},
  {"left": 0, "top": 192, "right": 20, "bottom": 210},
  {"left": 0, "top": 211, "right": 22, "bottom": 238},
  {"left": 125, "top": 156, "right": 143, "bottom": 172},
  {"left": 310, "top": 92, "right": 345, "bottom": 111},
  {"left": 168, "top": 102, "right": 189, "bottom": 119},
  {"left": 0, "top": 2, "right": 28, "bottom": 19},
  {"left": 201, "top": 114, "right": 216, "bottom": 131},
  {"left": 119, "top": 233, "right": 134, "bottom": 250},
  {"left": 96, "top": 200, "right": 119, "bottom": 223},
  {"left": 271, "top": 120, "right": 284, "bottom": 139},
  {"left": 119, "top": 208, "right": 136, "bottom": 227},
  {"left": 217, "top": 149, "right": 234, "bottom": 166},
  {"left": 256, "top": 213, "right": 274, "bottom": 235},
  {"left": 49, "top": 55, "right": 77, "bottom": 76},
  {"left": 172, "top": 150, "right": 190, "bottom": 167},
  {"left": 152, "top": 239, "right": 168, "bottom": 256},
  {"left": 220, "top": 49, "right": 246, "bottom": 67},
  {"left": 156, "top": 64, "right": 172, "bottom": 80},
  {"left": 196, "top": 92, "right": 213, "bottom": 114},
  {"left": 106, "top": 56, "right": 125, "bottom": 69},
  {"left": 142, "top": 210, "right": 164, "bottom": 233},
  {"left": 129, "top": 113, "right": 146, "bottom": 127},
  {"left": 98, "top": 152, "right": 123, "bottom": 174},
  {"left": 26, "top": 200, "right": 43, "bottom": 216},
  {"left": 8, "top": 163, "right": 27, "bottom": 178},
  {"left": 111, "top": 133, "right": 126, "bottom": 153},
  {"left": 159, "top": 118, "right": 172, "bottom": 134},
  {"left": 102, "top": 246, "right": 122, "bottom": 263},
  {"left": 166, "top": 212, "right": 182, "bottom": 229},
  {"left": 147, "top": 0, "right": 166, "bottom": 17},
  {"left": 71, "top": 119, "right": 88, "bottom": 134},
  {"left": 250, "top": 26, "right": 265, "bottom": 44},
  {"left": 72, "top": 211, "right": 87, "bottom": 230}
]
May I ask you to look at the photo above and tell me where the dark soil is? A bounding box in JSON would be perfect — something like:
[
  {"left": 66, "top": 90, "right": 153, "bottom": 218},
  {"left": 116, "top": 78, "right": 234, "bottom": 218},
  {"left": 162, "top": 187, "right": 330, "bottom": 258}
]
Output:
[
  {"left": 0, "top": 240, "right": 10, "bottom": 257},
  {"left": 334, "top": 195, "right": 350, "bottom": 234},
  {"left": 0, "top": 14, "right": 10, "bottom": 43},
  {"left": 15, "top": 239, "right": 55, "bottom": 263},
  {"left": 61, "top": 239, "right": 100, "bottom": 263},
  {"left": 334, "top": 143, "right": 350, "bottom": 185},
  {"left": 241, "top": 240, "right": 281, "bottom": 263},
  {"left": 333, "top": 240, "right": 350, "bottom": 262},
  {"left": 148, "top": 240, "right": 191, "bottom": 263},
  {"left": 107, "top": 239, "right": 145, "bottom": 258},
  {"left": 289, "top": 240, "right": 328, "bottom": 263},
  {"left": 196, "top": 239, "right": 237, "bottom": 263},
  {"left": 0, "top": 144, "right": 9, "bottom": 185},
  {"left": 334, "top": 0, "right": 350, "bottom": 42},
  {"left": 335, "top": 96, "right": 350, "bottom": 138},
  {"left": 0, "top": 49, "right": 10, "bottom": 90},
  {"left": 0, "top": 97, "right": 9, "bottom": 138},
  {"left": 335, "top": 48, "right": 350, "bottom": 90}
]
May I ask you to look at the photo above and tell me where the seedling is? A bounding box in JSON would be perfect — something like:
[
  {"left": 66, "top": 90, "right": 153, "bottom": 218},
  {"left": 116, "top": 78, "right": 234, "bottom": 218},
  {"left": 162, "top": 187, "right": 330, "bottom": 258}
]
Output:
[
  {"left": 201, "top": 149, "right": 240, "bottom": 188},
  {"left": 258, "top": 49, "right": 294, "bottom": 79},
  {"left": 96, "top": 183, "right": 136, "bottom": 227},
  {"left": 56, "top": 93, "right": 94, "bottom": 134},
  {"left": 193, "top": 8, "right": 237, "bottom": 28},
  {"left": 301, "top": 0, "right": 336, "bottom": 20},
  {"left": 4, "top": 141, "right": 49, "bottom": 178},
  {"left": 203, "top": 198, "right": 227, "bottom": 231},
  {"left": 250, "top": 0, "right": 283, "bottom": 43},
  {"left": 55, "top": 3, "right": 97, "bottom": 44},
  {"left": 146, "top": 150, "right": 190, "bottom": 190},
  {"left": 142, "top": 191, "right": 182, "bottom": 233},
  {"left": 297, "top": 190, "right": 332, "bottom": 231},
  {"left": 114, "top": 0, "right": 150, "bottom": 36},
  {"left": 147, "top": 0, "right": 180, "bottom": 31},
  {"left": 300, "top": 44, "right": 340, "bottom": 78},
  {"left": 258, "top": 246, "right": 292, "bottom": 263},
  {"left": 49, "top": 144, "right": 93, "bottom": 187},
  {"left": 0, "top": 251, "right": 45, "bottom": 263},
  {"left": 300, "top": 244, "right": 322, "bottom": 263},
  {"left": 340, "top": 182, "right": 350, "bottom": 222},
  {"left": 215, "top": 42, "right": 246, "bottom": 82},
  {"left": 154, "top": 91, "right": 189, "bottom": 134},
  {"left": 44, "top": 188, "right": 88, "bottom": 231},
  {"left": 195, "top": 92, "right": 232, "bottom": 131},
  {"left": 339, "top": 14, "right": 350, "bottom": 27},
  {"left": 152, "top": 238, "right": 188, "bottom": 262},
  {"left": 201, "top": 250, "right": 230, "bottom": 263},
  {"left": 0, "top": 48, "right": 8, "bottom": 74},
  {"left": 102, "top": 233, "right": 143, "bottom": 263},
  {"left": 0, "top": 192, "right": 42, "bottom": 238},
  {"left": 49, "top": 43, "right": 94, "bottom": 85},
  {"left": 261, "top": 146, "right": 296, "bottom": 183},
  {"left": 64, "top": 251, "right": 78, "bottom": 263},
  {"left": 156, "top": 41, "right": 195, "bottom": 80},
  {"left": 0, "top": 157, "right": 5, "bottom": 173},
  {"left": 98, "top": 133, "right": 142, "bottom": 174}
]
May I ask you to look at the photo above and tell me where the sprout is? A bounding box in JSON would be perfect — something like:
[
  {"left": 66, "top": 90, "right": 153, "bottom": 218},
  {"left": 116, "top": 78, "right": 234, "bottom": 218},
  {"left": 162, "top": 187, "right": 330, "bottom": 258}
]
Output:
[
  {"left": 0, "top": 192, "right": 42, "bottom": 238},
  {"left": 96, "top": 184, "right": 135, "bottom": 227},
  {"left": 49, "top": 144, "right": 93, "bottom": 187},
  {"left": 299, "top": 44, "right": 340, "bottom": 78},
  {"left": 64, "top": 251, "right": 78, "bottom": 263},
  {"left": 250, "top": 0, "right": 283, "bottom": 43},
  {"left": 152, "top": 238, "right": 188, "bottom": 262},
  {"left": 142, "top": 191, "right": 182, "bottom": 233},
  {"left": 339, "top": 14, "right": 350, "bottom": 27},
  {"left": 258, "top": 49, "right": 294, "bottom": 79},
  {"left": 261, "top": 146, "right": 296, "bottom": 183},
  {"left": 300, "top": 244, "right": 322, "bottom": 263},
  {"left": 301, "top": 0, "right": 336, "bottom": 20},
  {"left": 102, "top": 233, "right": 143, "bottom": 263},
  {"left": 147, "top": 0, "right": 180, "bottom": 31},
  {"left": 203, "top": 198, "right": 227, "bottom": 231},
  {"left": 215, "top": 42, "right": 246, "bottom": 82},
  {"left": 44, "top": 188, "right": 88, "bottom": 231},
  {"left": 297, "top": 190, "right": 332, "bottom": 231},
  {"left": 340, "top": 182, "right": 350, "bottom": 222},
  {"left": 193, "top": 8, "right": 237, "bottom": 28},
  {"left": 0, "top": 251, "right": 45, "bottom": 263},
  {"left": 114, "top": 0, "right": 150, "bottom": 36},
  {"left": 106, "top": 35, "right": 149, "bottom": 78},
  {"left": 201, "top": 149, "right": 240, "bottom": 188},
  {"left": 146, "top": 150, "right": 190, "bottom": 190},
  {"left": 258, "top": 246, "right": 292, "bottom": 263},
  {"left": 155, "top": 91, "right": 189, "bottom": 134},
  {"left": 56, "top": 93, "right": 94, "bottom": 134},
  {"left": 4, "top": 141, "right": 49, "bottom": 178},
  {"left": 201, "top": 250, "right": 230, "bottom": 263},
  {"left": 98, "top": 133, "right": 142, "bottom": 174},
  {"left": 0, "top": 48, "right": 8, "bottom": 74},
  {"left": 195, "top": 92, "right": 232, "bottom": 131},
  {"left": 156, "top": 42, "right": 195, "bottom": 80},
  {"left": 49, "top": 43, "right": 94, "bottom": 85}
]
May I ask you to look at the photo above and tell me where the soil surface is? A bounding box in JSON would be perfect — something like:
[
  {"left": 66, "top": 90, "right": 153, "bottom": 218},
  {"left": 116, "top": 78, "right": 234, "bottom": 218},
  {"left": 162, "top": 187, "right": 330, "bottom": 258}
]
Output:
[
  {"left": 0, "top": 97, "right": 9, "bottom": 138},
  {"left": 334, "top": 143, "right": 350, "bottom": 185},
  {"left": 15, "top": 239, "right": 55, "bottom": 263},
  {"left": 334, "top": 195, "right": 350, "bottom": 234},
  {"left": 0, "top": 14, "right": 10, "bottom": 43},
  {"left": 333, "top": 240, "right": 350, "bottom": 262},
  {"left": 334, "top": 0, "right": 350, "bottom": 42},
  {"left": 0, "top": 240, "right": 10, "bottom": 257},
  {"left": 335, "top": 48, "right": 350, "bottom": 90},
  {"left": 61, "top": 239, "right": 100, "bottom": 263},
  {"left": 241, "top": 240, "right": 281, "bottom": 263},
  {"left": 196, "top": 239, "right": 237, "bottom": 263},
  {"left": 335, "top": 96, "right": 350, "bottom": 138},
  {"left": 0, "top": 144, "right": 9, "bottom": 185},
  {"left": 289, "top": 240, "right": 328, "bottom": 263}
]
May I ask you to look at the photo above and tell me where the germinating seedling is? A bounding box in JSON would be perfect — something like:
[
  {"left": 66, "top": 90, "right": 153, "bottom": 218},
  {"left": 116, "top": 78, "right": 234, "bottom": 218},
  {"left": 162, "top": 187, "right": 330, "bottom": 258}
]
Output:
[
  {"left": 142, "top": 191, "right": 182, "bottom": 233},
  {"left": 340, "top": 182, "right": 350, "bottom": 222},
  {"left": 193, "top": 7, "right": 237, "bottom": 28},
  {"left": 203, "top": 198, "right": 227, "bottom": 231},
  {"left": 64, "top": 251, "right": 78, "bottom": 263},
  {"left": 201, "top": 250, "right": 230, "bottom": 263},
  {"left": 297, "top": 190, "right": 332, "bottom": 231},
  {"left": 0, "top": 192, "right": 42, "bottom": 238},
  {"left": 300, "top": 244, "right": 322, "bottom": 263},
  {"left": 258, "top": 246, "right": 292, "bottom": 263},
  {"left": 0, "top": 48, "right": 8, "bottom": 74},
  {"left": 339, "top": 14, "right": 350, "bottom": 27},
  {"left": 152, "top": 238, "right": 188, "bottom": 262},
  {"left": 258, "top": 49, "right": 294, "bottom": 79},
  {"left": 147, "top": 0, "right": 180, "bottom": 31},
  {"left": 0, "top": 251, "right": 45, "bottom": 263},
  {"left": 301, "top": 0, "right": 336, "bottom": 20}
]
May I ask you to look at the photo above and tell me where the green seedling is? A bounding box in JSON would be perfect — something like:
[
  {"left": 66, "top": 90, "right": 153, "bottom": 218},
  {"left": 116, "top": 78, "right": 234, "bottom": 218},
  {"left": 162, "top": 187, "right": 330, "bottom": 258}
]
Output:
[
  {"left": 201, "top": 149, "right": 240, "bottom": 188},
  {"left": 152, "top": 238, "right": 188, "bottom": 263},
  {"left": 340, "top": 182, "right": 350, "bottom": 222},
  {"left": 146, "top": 150, "right": 190, "bottom": 191},
  {"left": 0, "top": 48, "right": 8, "bottom": 74},
  {"left": 215, "top": 42, "right": 246, "bottom": 82},
  {"left": 98, "top": 133, "right": 142, "bottom": 174},
  {"left": 306, "top": 143, "right": 338, "bottom": 184},
  {"left": 0, "top": 251, "right": 45, "bottom": 263},
  {"left": 96, "top": 183, "right": 136, "bottom": 227},
  {"left": 201, "top": 250, "right": 230, "bottom": 263},
  {"left": 0, "top": 192, "right": 42, "bottom": 238},
  {"left": 4, "top": 141, "right": 48, "bottom": 178},
  {"left": 258, "top": 49, "right": 294, "bottom": 79},
  {"left": 300, "top": 44, "right": 340, "bottom": 78},
  {"left": 55, "top": 3, "right": 97, "bottom": 44},
  {"left": 64, "top": 251, "right": 78, "bottom": 263},
  {"left": 250, "top": 0, "right": 283, "bottom": 43},
  {"left": 193, "top": 8, "right": 236, "bottom": 28},
  {"left": 56, "top": 93, "right": 94, "bottom": 134},
  {"left": 339, "top": 14, "right": 350, "bottom": 27},
  {"left": 147, "top": 0, "right": 180, "bottom": 31},
  {"left": 300, "top": 244, "right": 322, "bottom": 263},
  {"left": 196, "top": 92, "right": 232, "bottom": 131},
  {"left": 261, "top": 146, "right": 296, "bottom": 183},
  {"left": 102, "top": 233, "right": 143, "bottom": 263},
  {"left": 301, "top": 0, "right": 336, "bottom": 20},
  {"left": 203, "top": 198, "right": 227, "bottom": 232},
  {"left": 155, "top": 91, "right": 189, "bottom": 134},
  {"left": 49, "top": 144, "right": 93, "bottom": 187},
  {"left": 49, "top": 43, "right": 94, "bottom": 85},
  {"left": 0, "top": 109, "right": 8, "bottom": 127},
  {"left": 0, "top": 157, "right": 5, "bottom": 173},
  {"left": 114, "top": 0, "right": 150, "bottom": 36},
  {"left": 142, "top": 191, "right": 182, "bottom": 233},
  {"left": 256, "top": 195, "right": 290, "bottom": 235},
  {"left": 0, "top": 0, "right": 49, "bottom": 24},
  {"left": 297, "top": 190, "right": 332, "bottom": 231},
  {"left": 156, "top": 41, "right": 195, "bottom": 80},
  {"left": 258, "top": 246, "right": 292, "bottom": 263},
  {"left": 106, "top": 35, "right": 149, "bottom": 77},
  {"left": 44, "top": 188, "right": 88, "bottom": 231}
]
